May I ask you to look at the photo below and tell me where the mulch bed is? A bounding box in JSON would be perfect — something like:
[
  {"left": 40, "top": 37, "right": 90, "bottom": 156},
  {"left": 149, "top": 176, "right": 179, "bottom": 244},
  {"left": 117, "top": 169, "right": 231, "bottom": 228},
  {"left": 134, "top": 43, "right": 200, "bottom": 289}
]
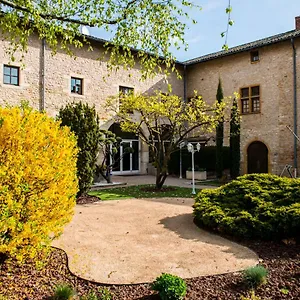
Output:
[
  {"left": 76, "top": 194, "right": 101, "bottom": 204},
  {"left": 0, "top": 238, "right": 299, "bottom": 299}
]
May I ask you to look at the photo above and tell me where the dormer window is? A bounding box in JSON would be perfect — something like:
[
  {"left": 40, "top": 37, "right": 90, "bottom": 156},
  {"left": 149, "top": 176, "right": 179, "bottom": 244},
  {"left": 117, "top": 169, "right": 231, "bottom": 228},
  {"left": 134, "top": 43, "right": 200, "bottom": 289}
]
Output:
[{"left": 250, "top": 50, "right": 259, "bottom": 63}]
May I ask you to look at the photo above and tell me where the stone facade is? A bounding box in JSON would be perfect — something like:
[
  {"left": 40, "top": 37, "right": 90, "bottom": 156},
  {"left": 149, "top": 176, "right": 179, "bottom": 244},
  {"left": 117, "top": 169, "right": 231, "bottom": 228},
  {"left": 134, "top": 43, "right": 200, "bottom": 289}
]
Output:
[
  {"left": 186, "top": 38, "right": 300, "bottom": 175},
  {"left": 0, "top": 34, "right": 184, "bottom": 175},
  {"left": 1, "top": 26, "right": 300, "bottom": 176}
]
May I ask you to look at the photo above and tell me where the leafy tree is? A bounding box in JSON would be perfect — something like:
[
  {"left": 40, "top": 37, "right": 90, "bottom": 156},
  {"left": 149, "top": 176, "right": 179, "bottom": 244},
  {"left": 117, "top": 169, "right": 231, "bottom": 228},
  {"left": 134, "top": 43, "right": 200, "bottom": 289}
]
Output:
[
  {"left": 0, "top": 0, "right": 199, "bottom": 78},
  {"left": 58, "top": 102, "right": 101, "bottom": 196},
  {"left": 216, "top": 78, "right": 224, "bottom": 179},
  {"left": 106, "top": 92, "right": 225, "bottom": 189},
  {"left": 96, "top": 129, "right": 133, "bottom": 184},
  {"left": 230, "top": 98, "right": 240, "bottom": 179},
  {"left": 0, "top": 104, "right": 78, "bottom": 262}
]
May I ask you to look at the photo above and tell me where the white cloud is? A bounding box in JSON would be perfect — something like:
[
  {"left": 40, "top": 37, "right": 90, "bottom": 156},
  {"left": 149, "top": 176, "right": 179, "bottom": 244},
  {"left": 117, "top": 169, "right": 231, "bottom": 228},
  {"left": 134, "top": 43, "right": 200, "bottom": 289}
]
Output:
[
  {"left": 201, "top": 0, "right": 223, "bottom": 12},
  {"left": 187, "top": 34, "right": 204, "bottom": 44}
]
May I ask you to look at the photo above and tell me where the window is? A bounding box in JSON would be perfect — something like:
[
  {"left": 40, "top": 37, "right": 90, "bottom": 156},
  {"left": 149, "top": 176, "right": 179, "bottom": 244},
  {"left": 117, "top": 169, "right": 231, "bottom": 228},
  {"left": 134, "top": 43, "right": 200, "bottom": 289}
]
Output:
[
  {"left": 119, "top": 86, "right": 134, "bottom": 113},
  {"left": 3, "top": 65, "right": 19, "bottom": 86},
  {"left": 119, "top": 86, "right": 134, "bottom": 97},
  {"left": 71, "top": 77, "right": 83, "bottom": 95},
  {"left": 240, "top": 86, "right": 260, "bottom": 114},
  {"left": 250, "top": 50, "right": 259, "bottom": 63}
]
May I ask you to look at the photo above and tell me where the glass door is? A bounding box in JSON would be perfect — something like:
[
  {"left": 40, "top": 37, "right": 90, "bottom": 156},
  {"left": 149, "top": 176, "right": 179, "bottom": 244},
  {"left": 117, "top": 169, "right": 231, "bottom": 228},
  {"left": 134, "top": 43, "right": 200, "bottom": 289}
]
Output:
[
  {"left": 112, "top": 139, "right": 139, "bottom": 174},
  {"left": 122, "top": 142, "right": 131, "bottom": 171}
]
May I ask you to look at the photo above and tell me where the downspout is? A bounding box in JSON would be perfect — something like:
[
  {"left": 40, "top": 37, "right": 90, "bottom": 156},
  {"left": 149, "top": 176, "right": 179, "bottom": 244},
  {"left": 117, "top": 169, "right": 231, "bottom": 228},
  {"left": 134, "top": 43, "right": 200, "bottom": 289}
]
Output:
[
  {"left": 291, "top": 38, "right": 297, "bottom": 177},
  {"left": 183, "top": 64, "right": 187, "bottom": 103},
  {"left": 40, "top": 38, "right": 45, "bottom": 112}
]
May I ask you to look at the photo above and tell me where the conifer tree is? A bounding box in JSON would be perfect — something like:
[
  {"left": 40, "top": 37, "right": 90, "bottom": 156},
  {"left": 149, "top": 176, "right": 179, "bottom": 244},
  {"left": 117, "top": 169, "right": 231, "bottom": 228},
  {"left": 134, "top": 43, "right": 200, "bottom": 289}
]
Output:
[
  {"left": 230, "top": 98, "right": 241, "bottom": 179},
  {"left": 58, "top": 102, "right": 101, "bottom": 196},
  {"left": 216, "top": 78, "right": 224, "bottom": 179}
]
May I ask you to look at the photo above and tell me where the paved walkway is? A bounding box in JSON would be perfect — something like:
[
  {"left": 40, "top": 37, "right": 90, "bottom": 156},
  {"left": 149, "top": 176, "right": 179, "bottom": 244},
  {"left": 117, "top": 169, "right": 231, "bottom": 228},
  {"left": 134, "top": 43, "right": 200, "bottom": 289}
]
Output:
[
  {"left": 53, "top": 198, "right": 258, "bottom": 284},
  {"left": 108, "top": 174, "right": 219, "bottom": 190}
]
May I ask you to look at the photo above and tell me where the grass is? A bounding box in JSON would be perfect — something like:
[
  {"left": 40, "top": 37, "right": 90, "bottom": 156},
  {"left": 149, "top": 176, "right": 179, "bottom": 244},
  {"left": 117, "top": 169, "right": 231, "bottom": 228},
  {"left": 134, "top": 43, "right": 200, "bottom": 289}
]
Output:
[
  {"left": 195, "top": 180, "right": 223, "bottom": 187},
  {"left": 89, "top": 185, "right": 198, "bottom": 200}
]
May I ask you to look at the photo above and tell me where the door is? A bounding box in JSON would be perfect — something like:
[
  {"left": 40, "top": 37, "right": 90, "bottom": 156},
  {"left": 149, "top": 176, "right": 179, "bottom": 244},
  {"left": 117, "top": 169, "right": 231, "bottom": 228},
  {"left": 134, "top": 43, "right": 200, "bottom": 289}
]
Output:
[
  {"left": 112, "top": 140, "right": 139, "bottom": 174},
  {"left": 247, "top": 141, "right": 268, "bottom": 173}
]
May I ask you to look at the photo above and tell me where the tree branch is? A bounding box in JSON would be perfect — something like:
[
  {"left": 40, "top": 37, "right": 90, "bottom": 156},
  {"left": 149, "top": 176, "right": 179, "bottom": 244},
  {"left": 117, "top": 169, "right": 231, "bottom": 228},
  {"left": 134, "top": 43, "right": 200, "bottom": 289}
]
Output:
[{"left": 0, "top": 0, "right": 140, "bottom": 27}]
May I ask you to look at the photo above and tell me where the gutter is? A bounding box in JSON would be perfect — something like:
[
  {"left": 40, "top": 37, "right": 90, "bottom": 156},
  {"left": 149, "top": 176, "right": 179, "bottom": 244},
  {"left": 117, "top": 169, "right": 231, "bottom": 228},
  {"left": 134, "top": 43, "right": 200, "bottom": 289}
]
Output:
[
  {"left": 40, "top": 38, "right": 45, "bottom": 112},
  {"left": 291, "top": 38, "right": 298, "bottom": 177}
]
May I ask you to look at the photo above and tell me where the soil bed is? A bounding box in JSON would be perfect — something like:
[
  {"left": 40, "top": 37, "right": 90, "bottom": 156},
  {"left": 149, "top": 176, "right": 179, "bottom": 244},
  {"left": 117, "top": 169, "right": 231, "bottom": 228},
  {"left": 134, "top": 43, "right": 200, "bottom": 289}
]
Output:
[
  {"left": 0, "top": 240, "right": 299, "bottom": 299},
  {"left": 77, "top": 194, "right": 101, "bottom": 204}
]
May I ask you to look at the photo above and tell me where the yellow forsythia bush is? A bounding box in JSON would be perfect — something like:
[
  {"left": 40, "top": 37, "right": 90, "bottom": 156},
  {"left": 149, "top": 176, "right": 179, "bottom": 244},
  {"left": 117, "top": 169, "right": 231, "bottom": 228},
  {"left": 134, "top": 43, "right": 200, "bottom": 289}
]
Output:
[{"left": 0, "top": 105, "right": 78, "bottom": 261}]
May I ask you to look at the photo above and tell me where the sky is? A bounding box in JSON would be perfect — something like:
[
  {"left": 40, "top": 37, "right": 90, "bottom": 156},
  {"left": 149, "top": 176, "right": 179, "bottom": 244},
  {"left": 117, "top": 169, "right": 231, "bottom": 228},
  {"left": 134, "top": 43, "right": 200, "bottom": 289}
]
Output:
[{"left": 89, "top": 0, "right": 300, "bottom": 62}]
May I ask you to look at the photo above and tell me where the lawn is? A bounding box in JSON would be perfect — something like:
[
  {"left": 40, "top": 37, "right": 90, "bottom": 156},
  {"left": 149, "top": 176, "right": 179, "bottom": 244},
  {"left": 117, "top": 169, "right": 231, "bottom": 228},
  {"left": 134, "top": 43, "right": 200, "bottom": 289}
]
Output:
[
  {"left": 195, "top": 180, "right": 223, "bottom": 187},
  {"left": 88, "top": 184, "right": 198, "bottom": 200}
]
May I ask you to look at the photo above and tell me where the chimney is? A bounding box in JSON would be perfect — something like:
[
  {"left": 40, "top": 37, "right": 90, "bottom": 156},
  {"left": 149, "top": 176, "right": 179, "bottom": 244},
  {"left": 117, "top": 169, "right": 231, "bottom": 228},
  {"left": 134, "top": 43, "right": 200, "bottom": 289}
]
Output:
[{"left": 296, "top": 16, "right": 300, "bottom": 30}]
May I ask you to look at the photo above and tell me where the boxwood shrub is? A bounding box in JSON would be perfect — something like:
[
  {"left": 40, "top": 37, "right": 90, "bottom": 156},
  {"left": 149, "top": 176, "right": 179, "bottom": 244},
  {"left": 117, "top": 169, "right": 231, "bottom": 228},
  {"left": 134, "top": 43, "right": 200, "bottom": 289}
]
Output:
[{"left": 193, "top": 174, "right": 300, "bottom": 240}]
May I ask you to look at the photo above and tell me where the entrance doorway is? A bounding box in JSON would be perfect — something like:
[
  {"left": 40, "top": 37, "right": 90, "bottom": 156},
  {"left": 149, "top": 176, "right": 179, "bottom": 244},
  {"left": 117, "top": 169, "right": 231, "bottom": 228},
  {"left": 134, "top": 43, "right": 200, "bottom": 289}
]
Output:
[
  {"left": 108, "top": 123, "right": 139, "bottom": 174},
  {"left": 247, "top": 141, "right": 268, "bottom": 173}
]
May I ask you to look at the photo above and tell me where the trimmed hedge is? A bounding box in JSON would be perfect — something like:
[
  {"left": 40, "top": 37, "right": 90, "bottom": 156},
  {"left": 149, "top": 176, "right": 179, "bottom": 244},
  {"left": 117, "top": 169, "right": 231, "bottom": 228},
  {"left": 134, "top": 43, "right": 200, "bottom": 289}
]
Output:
[
  {"left": 168, "top": 146, "right": 230, "bottom": 175},
  {"left": 193, "top": 174, "right": 300, "bottom": 240}
]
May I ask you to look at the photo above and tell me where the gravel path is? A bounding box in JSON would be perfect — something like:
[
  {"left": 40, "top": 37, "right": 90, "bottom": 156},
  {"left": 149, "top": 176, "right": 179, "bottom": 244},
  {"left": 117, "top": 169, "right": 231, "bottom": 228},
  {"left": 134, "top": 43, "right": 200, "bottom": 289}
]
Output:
[{"left": 52, "top": 198, "right": 258, "bottom": 284}]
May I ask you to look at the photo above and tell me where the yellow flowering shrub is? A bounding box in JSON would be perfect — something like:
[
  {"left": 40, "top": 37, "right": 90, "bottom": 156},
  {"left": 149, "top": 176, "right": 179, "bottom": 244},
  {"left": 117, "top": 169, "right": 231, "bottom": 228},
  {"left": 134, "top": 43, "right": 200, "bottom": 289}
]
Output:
[{"left": 0, "top": 105, "right": 78, "bottom": 261}]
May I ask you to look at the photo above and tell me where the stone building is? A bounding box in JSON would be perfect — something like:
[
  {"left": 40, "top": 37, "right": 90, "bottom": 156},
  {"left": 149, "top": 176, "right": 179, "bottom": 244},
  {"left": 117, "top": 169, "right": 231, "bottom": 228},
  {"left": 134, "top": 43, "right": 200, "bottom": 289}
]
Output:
[
  {"left": 1, "top": 17, "right": 300, "bottom": 176},
  {"left": 185, "top": 17, "right": 300, "bottom": 176}
]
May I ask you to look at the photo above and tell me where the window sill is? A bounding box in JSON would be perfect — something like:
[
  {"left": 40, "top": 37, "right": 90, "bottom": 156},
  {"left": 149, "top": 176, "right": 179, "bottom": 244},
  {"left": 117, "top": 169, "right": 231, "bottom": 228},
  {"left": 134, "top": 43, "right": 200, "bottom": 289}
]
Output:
[
  {"left": 69, "top": 93, "right": 85, "bottom": 98},
  {"left": 0, "top": 84, "right": 24, "bottom": 89},
  {"left": 241, "top": 111, "right": 261, "bottom": 115}
]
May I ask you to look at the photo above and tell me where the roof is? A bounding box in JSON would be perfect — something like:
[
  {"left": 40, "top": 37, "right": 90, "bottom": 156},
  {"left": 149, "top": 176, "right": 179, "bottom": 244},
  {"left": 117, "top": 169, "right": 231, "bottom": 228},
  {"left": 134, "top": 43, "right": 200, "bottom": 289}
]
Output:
[
  {"left": 184, "top": 29, "right": 300, "bottom": 65},
  {"left": 83, "top": 33, "right": 184, "bottom": 65}
]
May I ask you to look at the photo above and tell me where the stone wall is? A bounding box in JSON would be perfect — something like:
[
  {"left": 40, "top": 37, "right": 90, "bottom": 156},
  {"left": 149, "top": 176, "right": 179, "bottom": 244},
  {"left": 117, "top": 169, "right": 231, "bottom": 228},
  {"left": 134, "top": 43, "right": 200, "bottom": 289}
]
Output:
[
  {"left": 186, "top": 39, "right": 300, "bottom": 175},
  {"left": 0, "top": 34, "right": 184, "bottom": 175}
]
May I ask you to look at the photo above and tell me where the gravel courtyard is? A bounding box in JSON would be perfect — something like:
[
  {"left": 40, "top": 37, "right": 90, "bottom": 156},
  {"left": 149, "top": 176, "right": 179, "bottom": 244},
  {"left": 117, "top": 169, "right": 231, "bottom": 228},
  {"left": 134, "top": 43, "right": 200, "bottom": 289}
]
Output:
[{"left": 52, "top": 197, "right": 258, "bottom": 284}]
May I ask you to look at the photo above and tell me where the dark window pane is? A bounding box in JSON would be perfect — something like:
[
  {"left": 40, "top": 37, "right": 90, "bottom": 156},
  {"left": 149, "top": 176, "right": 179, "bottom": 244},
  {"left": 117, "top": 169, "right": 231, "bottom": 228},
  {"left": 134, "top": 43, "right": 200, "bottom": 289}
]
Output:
[
  {"left": 251, "top": 51, "right": 259, "bottom": 62},
  {"left": 251, "top": 86, "right": 260, "bottom": 96},
  {"left": 241, "top": 88, "right": 249, "bottom": 98},
  {"left": 71, "top": 77, "right": 82, "bottom": 94},
  {"left": 119, "top": 86, "right": 134, "bottom": 96},
  {"left": 3, "top": 75, "right": 11, "bottom": 84},
  {"left": 132, "top": 141, "right": 139, "bottom": 170},
  {"left": 122, "top": 142, "right": 131, "bottom": 171}
]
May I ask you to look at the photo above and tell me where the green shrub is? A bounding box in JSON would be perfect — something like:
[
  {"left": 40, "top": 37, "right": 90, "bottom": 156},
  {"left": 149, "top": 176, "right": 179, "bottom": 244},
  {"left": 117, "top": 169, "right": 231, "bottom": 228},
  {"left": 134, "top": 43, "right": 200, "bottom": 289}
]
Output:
[
  {"left": 58, "top": 101, "right": 101, "bottom": 196},
  {"left": 98, "top": 288, "right": 112, "bottom": 300},
  {"left": 243, "top": 266, "right": 268, "bottom": 288},
  {"left": 240, "top": 290, "right": 261, "bottom": 300},
  {"left": 80, "top": 289, "right": 112, "bottom": 300},
  {"left": 193, "top": 174, "right": 300, "bottom": 240},
  {"left": 168, "top": 146, "right": 230, "bottom": 175},
  {"left": 152, "top": 273, "right": 187, "bottom": 300},
  {"left": 53, "top": 284, "right": 76, "bottom": 300}
]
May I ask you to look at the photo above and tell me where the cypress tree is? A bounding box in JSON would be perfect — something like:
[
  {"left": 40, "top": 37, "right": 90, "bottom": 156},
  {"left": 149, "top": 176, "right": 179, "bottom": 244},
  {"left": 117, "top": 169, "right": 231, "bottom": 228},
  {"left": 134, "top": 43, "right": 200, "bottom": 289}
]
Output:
[
  {"left": 58, "top": 101, "right": 101, "bottom": 196},
  {"left": 230, "top": 98, "right": 241, "bottom": 179},
  {"left": 216, "top": 78, "right": 224, "bottom": 179}
]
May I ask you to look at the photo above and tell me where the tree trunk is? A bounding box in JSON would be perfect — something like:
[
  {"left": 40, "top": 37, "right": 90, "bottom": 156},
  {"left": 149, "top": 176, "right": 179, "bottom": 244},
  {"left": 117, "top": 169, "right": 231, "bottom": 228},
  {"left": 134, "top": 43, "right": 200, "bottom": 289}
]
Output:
[{"left": 155, "top": 171, "right": 168, "bottom": 189}]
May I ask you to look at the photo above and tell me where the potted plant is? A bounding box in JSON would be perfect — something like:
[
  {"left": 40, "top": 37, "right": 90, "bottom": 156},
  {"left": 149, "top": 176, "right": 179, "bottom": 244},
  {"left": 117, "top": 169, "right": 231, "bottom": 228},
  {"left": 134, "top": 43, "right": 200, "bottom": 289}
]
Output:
[{"left": 186, "top": 165, "right": 207, "bottom": 180}]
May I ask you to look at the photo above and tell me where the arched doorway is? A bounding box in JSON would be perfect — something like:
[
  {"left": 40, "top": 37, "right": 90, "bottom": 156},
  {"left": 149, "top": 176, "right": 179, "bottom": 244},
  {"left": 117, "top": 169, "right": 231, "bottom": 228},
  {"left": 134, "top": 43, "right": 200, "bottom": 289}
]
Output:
[
  {"left": 108, "top": 123, "right": 139, "bottom": 174},
  {"left": 247, "top": 141, "right": 268, "bottom": 173}
]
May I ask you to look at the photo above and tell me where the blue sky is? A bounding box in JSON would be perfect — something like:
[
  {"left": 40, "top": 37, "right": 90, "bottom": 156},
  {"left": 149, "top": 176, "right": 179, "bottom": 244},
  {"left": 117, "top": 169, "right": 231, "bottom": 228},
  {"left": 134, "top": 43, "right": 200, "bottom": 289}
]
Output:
[{"left": 89, "top": 0, "right": 300, "bottom": 62}]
